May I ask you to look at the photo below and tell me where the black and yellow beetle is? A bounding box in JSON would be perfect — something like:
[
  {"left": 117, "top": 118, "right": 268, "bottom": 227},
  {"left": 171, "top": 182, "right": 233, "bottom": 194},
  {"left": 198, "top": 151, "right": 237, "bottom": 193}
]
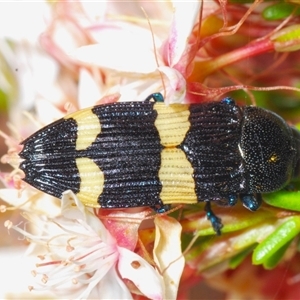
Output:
[{"left": 19, "top": 93, "right": 300, "bottom": 234}]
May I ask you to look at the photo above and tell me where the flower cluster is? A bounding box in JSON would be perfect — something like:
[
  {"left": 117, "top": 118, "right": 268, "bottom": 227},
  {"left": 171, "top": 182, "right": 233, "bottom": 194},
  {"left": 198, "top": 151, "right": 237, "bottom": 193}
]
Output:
[{"left": 1, "top": 1, "right": 300, "bottom": 299}]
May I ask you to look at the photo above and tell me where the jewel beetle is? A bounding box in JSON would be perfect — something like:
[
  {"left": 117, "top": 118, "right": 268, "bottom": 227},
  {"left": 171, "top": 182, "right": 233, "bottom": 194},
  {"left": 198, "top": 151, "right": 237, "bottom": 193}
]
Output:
[{"left": 19, "top": 93, "right": 300, "bottom": 235}]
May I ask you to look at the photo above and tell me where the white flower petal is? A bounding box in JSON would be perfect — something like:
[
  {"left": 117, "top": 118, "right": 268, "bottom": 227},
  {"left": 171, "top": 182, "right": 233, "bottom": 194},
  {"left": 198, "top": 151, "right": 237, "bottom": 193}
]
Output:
[
  {"left": 0, "top": 247, "right": 55, "bottom": 298},
  {"left": 74, "top": 257, "right": 119, "bottom": 299},
  {"left": 71, "top": 25, "right": 162, "bottom": 74},
  {"left": 85, "top": 267, "right": 133, "bottom": 300},
  {"left": 166, "top": 1, "right": 200, "bottom": 66},
  {"left": 158, "top": 66, "right": 186, "bottom": 103},
  {"left": 35, "top": 98, "right": 65, "bottom": 125},
  {"left": 78, "top": 68, "right": 103, "bottom": 108},
  {"left": 79, "top": 1, "right": 107, "bottom": 23},
  {"left": 154, "top": 216, "right": 185, "bottom": 300},
  {"left": 61, "top": 190, "right": 115, "bottom": 244},
  {"left": 0, "top": 188, "right": 60, "bottom": 216},
  {"left": 118, "top": 247, "right": 163, "bottom": 300},
  {"left": 0, "top": 2, "right": 49, "bottom": 42},
  {"left": 61, "top": 189, "right": 86, "bottom": 219}
]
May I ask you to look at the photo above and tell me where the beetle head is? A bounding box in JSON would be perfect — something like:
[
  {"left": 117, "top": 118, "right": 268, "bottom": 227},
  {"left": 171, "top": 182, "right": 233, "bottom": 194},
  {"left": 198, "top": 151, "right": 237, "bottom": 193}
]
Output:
[{"left": 240, "top": 106, "right": 298, "bottom": 193}]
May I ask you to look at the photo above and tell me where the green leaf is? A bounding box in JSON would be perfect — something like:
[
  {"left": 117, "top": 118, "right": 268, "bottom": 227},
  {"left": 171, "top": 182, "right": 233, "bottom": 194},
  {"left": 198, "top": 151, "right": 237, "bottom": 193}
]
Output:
[
  {"left": 263, "top": 3, "right": 300, "bottom": 21},
  {"left": 262, "top": 239, "right": 293, "bottom": 269},
  {"left": 253, "top": 217, "right": 300, "bottom": 265},
  {"left": 229, "top": 244, "right": 257, "bottom": 269},
  {"left": 271, "top": 24, "right": 300, "bottom": 52},
  {"left": 263, "top": 191, "right": 300, "bottom": 211}
]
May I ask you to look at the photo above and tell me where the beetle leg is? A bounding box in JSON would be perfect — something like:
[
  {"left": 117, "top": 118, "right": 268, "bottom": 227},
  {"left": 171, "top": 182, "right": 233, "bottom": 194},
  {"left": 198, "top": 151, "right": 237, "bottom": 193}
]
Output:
[
  {"left": 221, "top": 97, "right": 235, "bottom": 105},
  {"left": 214, "top": 194, "right": 238, "bottom": 207},
  {"left": 152, "top": 204, "right": 172, "bottom": 214},
  {"left": 240, "top": 193, "right": 262, "bottom": 211},
  {"left": 227, "top": 194, "right": 238, "bottom": 206},
  {"left": 204, "top": 202, "right": 223, "bottom": 235},
  {"left": 144, "top": 93, "right": 164, "bottom": 102}
]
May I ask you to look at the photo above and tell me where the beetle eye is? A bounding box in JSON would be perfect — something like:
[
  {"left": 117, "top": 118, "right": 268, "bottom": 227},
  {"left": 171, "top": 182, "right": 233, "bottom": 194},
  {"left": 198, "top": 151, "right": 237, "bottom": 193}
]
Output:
[{"left": 268, "top": 153, "right": 279, "bottom": 163}]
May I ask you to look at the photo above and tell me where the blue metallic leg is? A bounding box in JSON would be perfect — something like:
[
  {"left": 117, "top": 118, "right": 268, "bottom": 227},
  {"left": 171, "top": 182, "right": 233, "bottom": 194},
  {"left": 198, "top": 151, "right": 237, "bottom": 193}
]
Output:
[
  {"left": 240, "top": 193, "right": 262, "bottom": 211},
  {"left": 205, "top": 202, "right": 223, "bottom": 235}
]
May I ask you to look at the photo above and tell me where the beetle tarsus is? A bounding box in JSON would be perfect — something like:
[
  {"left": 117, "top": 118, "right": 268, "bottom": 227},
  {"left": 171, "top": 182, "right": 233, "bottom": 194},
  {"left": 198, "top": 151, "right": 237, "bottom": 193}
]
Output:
[
  {"left": 240, "top": 193, "right": 262, "bottom": 211},
  {"left": 204, "top": 202, "right": 223, "bottom": 235},
  {"left": 144, "top": 92, "right": 164, "bottom": 103},
  {"left": 228, "top": 194, "right": 238, "bottom": 206},
  {"left": 152, "top": 204, "right": 171, "bottom": 214},
  {"left": 221, "top": 97, "right": 235, "bottom": 105}
]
